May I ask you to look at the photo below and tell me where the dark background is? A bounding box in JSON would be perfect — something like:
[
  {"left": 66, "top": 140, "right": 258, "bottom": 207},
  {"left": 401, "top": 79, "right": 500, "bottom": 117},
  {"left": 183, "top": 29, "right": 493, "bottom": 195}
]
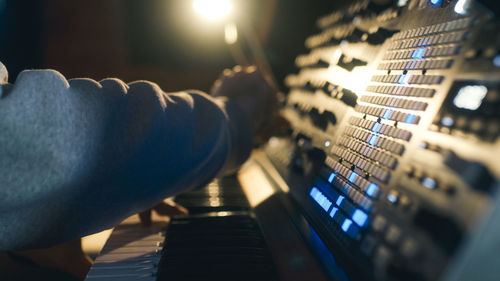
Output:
[{"left": 0, "top": 0, "right": 346, "bottom": 92}]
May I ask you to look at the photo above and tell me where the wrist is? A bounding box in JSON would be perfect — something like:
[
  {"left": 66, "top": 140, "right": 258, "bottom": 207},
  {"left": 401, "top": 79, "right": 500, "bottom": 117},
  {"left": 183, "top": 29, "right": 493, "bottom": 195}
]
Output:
[{"left": 215, "top": 97, "right": 253, "bottom": 174}]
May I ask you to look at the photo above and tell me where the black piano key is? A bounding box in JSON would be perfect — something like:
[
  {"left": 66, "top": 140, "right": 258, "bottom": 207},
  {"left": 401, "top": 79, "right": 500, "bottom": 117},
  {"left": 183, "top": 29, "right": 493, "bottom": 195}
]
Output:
[{"left": 155, "top": 177, "right": 278, "bottom": 281}]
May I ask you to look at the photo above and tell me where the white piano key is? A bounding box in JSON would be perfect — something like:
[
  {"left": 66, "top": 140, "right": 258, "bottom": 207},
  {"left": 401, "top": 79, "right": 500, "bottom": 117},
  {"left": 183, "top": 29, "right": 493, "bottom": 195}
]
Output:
[
  {"left": 102, "top": 246, "right": 161, "bottom": 254},
  {"left": 86, "top": 273, "right": 156, "bottom": 281},
  {"left": 94, "top": 254, "right": 161, "bottom": 263},
  {"left": 87, "top": 266, "right": 155, "bottom": 275}
]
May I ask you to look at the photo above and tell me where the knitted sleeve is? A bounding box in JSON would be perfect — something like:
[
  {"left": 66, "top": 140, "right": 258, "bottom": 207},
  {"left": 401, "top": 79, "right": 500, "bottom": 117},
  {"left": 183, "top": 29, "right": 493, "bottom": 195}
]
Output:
[{"left": 0, "top": 66, "right": 252, "bottom": 250}]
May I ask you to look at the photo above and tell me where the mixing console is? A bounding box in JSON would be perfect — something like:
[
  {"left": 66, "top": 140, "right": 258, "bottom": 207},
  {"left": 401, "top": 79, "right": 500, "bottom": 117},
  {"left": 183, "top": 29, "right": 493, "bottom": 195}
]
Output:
[{"left": 263, "top": 0, "right": 500, "bottom": 280}]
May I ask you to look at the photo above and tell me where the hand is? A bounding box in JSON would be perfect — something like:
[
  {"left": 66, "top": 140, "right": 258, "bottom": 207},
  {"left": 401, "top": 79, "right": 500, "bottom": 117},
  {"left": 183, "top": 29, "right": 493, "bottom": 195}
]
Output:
[
  {"left": 9, "top": 239, "right": 92, "bottom": 280},
  {"left": 211, "top": 65, "right": 278, "bottom": 136},
  {"left": 138, "top": 199, "right": 188, "bottom": 227}
]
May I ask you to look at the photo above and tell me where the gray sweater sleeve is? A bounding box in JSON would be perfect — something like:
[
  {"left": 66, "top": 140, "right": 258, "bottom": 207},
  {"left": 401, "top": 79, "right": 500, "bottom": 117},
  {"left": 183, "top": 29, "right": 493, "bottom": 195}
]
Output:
[{"left": 0, "top": 65, "right": 253, "bottom": 250}]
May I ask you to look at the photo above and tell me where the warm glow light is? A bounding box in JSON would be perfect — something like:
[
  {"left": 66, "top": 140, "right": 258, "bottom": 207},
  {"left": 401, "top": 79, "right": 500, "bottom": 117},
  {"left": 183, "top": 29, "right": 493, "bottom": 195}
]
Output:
[
  {"left": 224, "top": 23, "right": 238, "bottom": 44},
  {"left": 193, "top": 0, "right": 232, "bottom": 20},
  {"left": 238, "top": 165, "right": 275, "bottom": 207}
]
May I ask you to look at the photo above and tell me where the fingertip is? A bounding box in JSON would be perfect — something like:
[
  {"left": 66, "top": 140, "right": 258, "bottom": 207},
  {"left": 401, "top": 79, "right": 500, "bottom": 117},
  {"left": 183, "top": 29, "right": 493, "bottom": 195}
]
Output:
[
  {"left": 138, "top": 210, "right": 152, "bottom": 227},
  {"left": 177, "top": 205, "right": 189, "bottom": 215},
  {"left": 223, "top": 68, "right": 233, "bottom": 77},
  {"left": 211, "top": 79, "right": 222, "bottom": 95},
  {"left": 170, "top": 203, "right": 189, "bottom": 216},
  {"left": 245, "top": 65, "right": 257, "bottom": 73}
]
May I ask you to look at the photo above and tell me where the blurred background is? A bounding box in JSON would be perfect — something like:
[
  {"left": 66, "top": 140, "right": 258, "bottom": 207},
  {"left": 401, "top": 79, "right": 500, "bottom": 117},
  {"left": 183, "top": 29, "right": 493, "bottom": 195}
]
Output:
[{"left": 0, "top": 0, "right": 349, "bottom": 92}]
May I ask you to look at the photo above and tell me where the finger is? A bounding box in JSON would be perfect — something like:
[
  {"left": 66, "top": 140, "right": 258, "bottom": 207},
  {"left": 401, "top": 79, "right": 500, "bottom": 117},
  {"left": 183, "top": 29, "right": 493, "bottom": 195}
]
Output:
[
  {"left": 244, "top": 65, "right": 257, "bottom": 73},
  {"left": 153, "top": 201, "right": 189, "bottom": 217},
  {"left": 210, "top": 79, "right": 223, "bottom": 95},
  {"left": 138, "top": 209, "right": 152, "bottom": 227},
  {"left": 222, "top": 68, "right": 233, "bottom": 78},
  {"left": 232, "top": 65, "right": 243, "bottom": 73}
]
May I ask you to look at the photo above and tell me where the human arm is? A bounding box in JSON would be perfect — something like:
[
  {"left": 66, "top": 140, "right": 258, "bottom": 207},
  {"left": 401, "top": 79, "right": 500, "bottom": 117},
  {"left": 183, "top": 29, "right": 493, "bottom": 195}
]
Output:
[{"left": 0, "top": 64, "right": 263, "bottom": 250}]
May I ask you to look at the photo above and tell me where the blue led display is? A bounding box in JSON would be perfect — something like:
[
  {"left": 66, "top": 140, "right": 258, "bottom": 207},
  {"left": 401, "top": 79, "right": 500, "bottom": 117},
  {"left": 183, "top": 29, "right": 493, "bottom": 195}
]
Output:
[
  {"left": 310, "top": 187, "right": 332, "bottom": 212},
  {"left": 398, "top": 74, "right": 410, "bottom": 85},
  {"left": 430, "top": 0, "right": 442, "bottom": 5},
  {"left": 493, "top": 55, "right": 500, "bottom": 67},
  {"left": 328, "top": 173, "right": 337, "bottom": 183},
  {"left": 352, "top": 209, "right": 368, "bottom": 227},
  {"left": 330, "top": 207, "right": 339, "bottom": 218},
  {"left": 348, "top": 172, "right": 358, "bottom": 183},
  {"left": 369, "top": 135, "right": 378, "bottom": 146},
  {"left": 422, "top": 177, "right": 437, "bottom": 189},
  {"left": 366, "top": 183, "right": 379, "bottom": 197},
  {"left": 341, "top": 219, "right": 353, "bottom": 232},
  {"left": 336, "top": 195, "right": 345, "bottom": 206},
  {"left": 383, "top": 109, "right": 392, "bottom": 119},
  {"left": 387, "top": 193, "right": 398, "bottom": 204},
  {"left": 372, "top": 123, "right": 381, "bottom": 133},
  {"left": 412, "top": 48, "right": 425, "bottom": 59},
  {"left": 405, "top": 114, "right": 416, "bottom": 124},
  {"left": 441, "top": 116, "right": 454, "bottom": 127}
]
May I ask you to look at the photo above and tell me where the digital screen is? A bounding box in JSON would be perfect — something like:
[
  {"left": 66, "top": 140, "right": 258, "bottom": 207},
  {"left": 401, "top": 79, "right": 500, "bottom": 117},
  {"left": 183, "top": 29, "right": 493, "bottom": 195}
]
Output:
[
  {"left": 440, "top": 80, "right": 499, "bottom": 117},
  {"left": 435, "top": 80, "right": 499, "bottom": 140},
  {"left": 452, "top": 85, "right": 488, "bottom": 111}
]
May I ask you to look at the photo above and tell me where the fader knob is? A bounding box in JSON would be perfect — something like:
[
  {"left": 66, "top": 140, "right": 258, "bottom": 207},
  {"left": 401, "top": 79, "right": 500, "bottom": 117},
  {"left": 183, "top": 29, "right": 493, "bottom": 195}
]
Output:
[{"left": 442, "top": 150, "right": 495, "bottom": 192}]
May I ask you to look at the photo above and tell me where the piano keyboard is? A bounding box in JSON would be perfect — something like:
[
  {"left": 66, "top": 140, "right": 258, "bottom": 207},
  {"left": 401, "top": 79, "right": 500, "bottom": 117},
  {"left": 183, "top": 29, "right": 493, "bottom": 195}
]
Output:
[
  {"left": 156, "top": 212, "right": 278, "bottom": 281},
  {"left": 85, "top": 176, "right": 278, "bottom": 281},
  {"left": 84, "top": 218, "right": 165, "bottom": 281}
]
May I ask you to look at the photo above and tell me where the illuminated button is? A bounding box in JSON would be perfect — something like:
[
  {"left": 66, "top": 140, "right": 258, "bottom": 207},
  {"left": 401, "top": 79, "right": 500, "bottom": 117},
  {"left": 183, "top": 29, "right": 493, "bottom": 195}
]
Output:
[
  {"left": 387, "top": 190, "right": 399, "bottom": 204},
  {"left": 342, "top": 219, "right": 353, "bottom": 232},
  {"left": 412, "top": 48, "right": 425, "bottom": 59},
  {"left": 422, "top": 177, "right": 437, "bottom": 189},
  {"left": 383, "top": 109, "right": 392, "bottom": 119},
  {"left": 366, "top": 183, "right": 379, "bottom": 198},
  {"left": 330, "top": 207, "right": 339, "bottom": 218},
  {"left": 341, "top": 218, "right": 361, "bottom": 240},
  {"left": 328, "top": 172, "right": 337, "bottom": 183},
  {"left": 369, "top": 135, "right": 379, "bottom": 146},
  {"left": 441, "top": 116, "right": 455, "bottom": 127},
  {"left": 310, "top": 187, "right": 332, "bottom": 212},
  {"left": 493, "top": 55, "right": 500, "bottom": 67},
  {"left": 398, "top": 74, "right": 410, "bottom": 85},
  {"left": 352, "top": 209, "right": 369, "bottom": 227},
  {"left": 336, "top": 195, "right": 345, "bottom": 206},
  {"left": 348, "top": 172, "right": 358, "bottom": 183},
  {"left": 405, "top": 114, "right": 417, "bottom": 124}
]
